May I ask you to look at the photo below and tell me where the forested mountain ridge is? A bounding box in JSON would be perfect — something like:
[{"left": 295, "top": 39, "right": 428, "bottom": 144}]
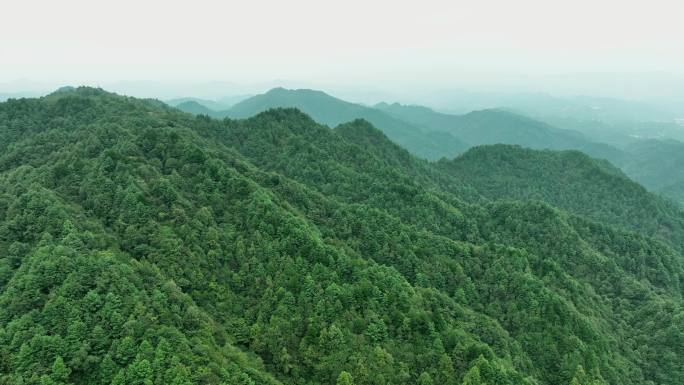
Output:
[
  {"left": 190, "top": 87, "right": 470, "bottom": 160},
  {"left": 206, "top": 88, "right": 684, "bottom": 207},
  {"left": 439, "top": 144, "right": 684, "bottom": 251},
  {"left": 0, "top": 88, "right": 682, "bottom": 385},
  {"left": 177, "top": 88, "right": 627, "bottom": 165}
]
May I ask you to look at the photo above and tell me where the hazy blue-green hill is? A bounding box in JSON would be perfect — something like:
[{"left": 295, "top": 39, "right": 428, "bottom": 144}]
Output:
[
  {"left": 661, "top": 181, "right": 684, "bottom": 206},
  {"left": 415, "top": 90, "right": 675, "bottom": 122},
  {"left": 376, "top": 102, "right": 624, "bottom": 162},
  {"left": 223, "top": 88, "right": 470, "bottom": 159},
  {"left": 618, "top": 139, "right": 684, "bottom": 204},
  {"left": 173, "top": 88, "right": 629, "bottom": 165},
  {"left": 174, "top": 100, "right": 220, "bottom": 117},
  {"left": 166, "top": 95, "right": 250, "bottom": 111}
]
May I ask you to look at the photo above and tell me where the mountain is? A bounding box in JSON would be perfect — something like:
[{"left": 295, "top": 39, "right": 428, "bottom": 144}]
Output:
[
  {"left": 223, "top": 88, "right": 469, "bottom": 159},
  {"left": 439, "top": 144, "right": 684, "bottom": 248},
  {"left": 166, "top": 95, "right": 251, "bottom": 111},
  {"left": 618, "top": 139, "right": 684, "bottom": 205},
  {"left": 173, "top": 89, "right": 681, "bottom": 206},
  {"left": 540, "top": 117, "right": 684, "bottom": 147},
  {"left": 375, "top": 103, "right": 624, "bottom": 163},
  {"left": 0, "top": 88, "right": 682, "bottom": 385},
  {"left": 660, "top": 181, "right": 684, "bottom": 206},
  {"left": 173, "top": 100, "right": 219, "bottom": 116},
  {"left": 0, "top": 91, "right": 43, "bottom": 102},
  {"left": 166, "top": 97, "right": 228, "bottom": 111},
  {"left": 176, "top": 88, "right": 626, "bottom": 163},
  {"left": 414, "top": 89, "right": 676, "bottom": 122}
]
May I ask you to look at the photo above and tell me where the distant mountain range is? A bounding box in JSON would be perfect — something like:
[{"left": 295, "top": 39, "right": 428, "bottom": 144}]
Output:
[
  {"left": 174, "top": 88, "right": 621, "bottom": 161},
  {"left": 374, "top": 102, "right": 623, "bottom": 161},
  {"left": 413, "top": 88, "right": 681, "bottom": 121},
  {"left": 176, "top": 88, "right": 470, "bottom": 159},
  {"left": 166, "top": 95, "right": 251, "bottom": 111},
  {"left": 171, "top": 87, "right": 684, "bottom": 206},
  {"left": 0, "top": 91, "right": 42, "bottom": 102}
]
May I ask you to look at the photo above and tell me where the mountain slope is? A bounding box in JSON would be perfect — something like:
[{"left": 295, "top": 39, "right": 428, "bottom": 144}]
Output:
[
  {"left": 618, "top": 139, "right": 684, "bottom": 205},
  {"left": 439, "top": 144, "right": 684, "bottom": 250},
  {"left": 378, "top": 101, "right": 684, "bottom": 207},
  {"left": 0, "top": 89, "right": 531, "bottom": 385},
  {"left": 223, "top": 88, "right": 469, "bottom": 159},
  {"left": 376, "top": 103, "right": 624, "bottom": 162},
  {"left": 197, "top": 107, "right": 684, "bottom": 385},
  {"left": 0, "top": 88, "right": 682, "bottom": 385},
  {"left": 411, "top": 90, "right": 675, "bottom": 122},
  {"left": 174, "top": 100, "right": 220, "bottom": 117},
  {"left": 166, "top": 95, "right": 249, "bottom": 111}
]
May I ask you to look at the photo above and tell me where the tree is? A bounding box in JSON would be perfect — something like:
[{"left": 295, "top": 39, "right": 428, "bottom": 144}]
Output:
[
  {"left": 418, "top": 371, "right": 434, "bottom": 385},
  {"left": 461, "top": 365, "right": 483, "bottom": 385},
  {"left": 126, "top": 358, "right": 153, "bottom": 385},
  {"left": 336, "top": 371, "right": 354, "bottom": 385},
  {"left": 51, "top": 356, "right": 71, "bottom": 385},
  {"left": 437, "top": 353, "right": 456, "bottom": 385}
]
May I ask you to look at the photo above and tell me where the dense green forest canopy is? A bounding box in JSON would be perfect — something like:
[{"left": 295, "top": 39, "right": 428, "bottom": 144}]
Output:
[
  {"left": 438, "top": 144, "right": 684, "bottom": 250},
  {"left": 0, "top": 88, "right": 682, "bottom": 385}
]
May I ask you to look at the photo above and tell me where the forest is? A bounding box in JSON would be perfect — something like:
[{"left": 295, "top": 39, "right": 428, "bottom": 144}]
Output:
[{"left": 0, "top": 87, "right": 682, "bottom": 385}]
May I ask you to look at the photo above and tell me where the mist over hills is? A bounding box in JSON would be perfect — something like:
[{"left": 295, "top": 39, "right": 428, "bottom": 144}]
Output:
[
  {"left": 165, "top": 96, "right": 251, "bottom": 111},
  {"left": 417, "top": 89, "right": 679, "bottom": 121},
  {"left": 374, "top": 102, "right": 624, "bottom": 161}
]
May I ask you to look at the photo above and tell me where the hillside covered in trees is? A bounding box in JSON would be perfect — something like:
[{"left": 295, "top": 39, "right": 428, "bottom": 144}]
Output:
[
  {"left": 177, "top": 88, "right": 470, "bottom": 160},
  {"left": 177, "top": 88, "right": 684, "bottom": 207},
  {"left": 0, "top": 88, "right": 682, "bottom": 385},
  {"left": 439, "top": 145, "right": 684, "bottom": 249}
]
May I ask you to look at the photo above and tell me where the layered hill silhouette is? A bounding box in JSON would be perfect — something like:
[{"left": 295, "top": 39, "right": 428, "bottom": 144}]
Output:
[
  {"left": 375, "top": 102, "right": 624, "bottom": 162},
  {"left": 175, "top": 87, "right": 684, "bottom": 207},
  {"left": 174, "top": 100, "right": 217, "bottom": 116},
  {"left": 176, "top": 88, "right": 625, "bottom": 164},
  {"left": 176, "top": 88, "right": 469, "bottom": 160},
  {"left": 0, "top": 88, "right": 682, "bottom": 385}
]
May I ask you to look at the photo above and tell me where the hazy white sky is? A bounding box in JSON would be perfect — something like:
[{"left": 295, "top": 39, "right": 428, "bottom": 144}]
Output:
[{"left": 1, "top": 0, "right": 683, "bottom": 93}]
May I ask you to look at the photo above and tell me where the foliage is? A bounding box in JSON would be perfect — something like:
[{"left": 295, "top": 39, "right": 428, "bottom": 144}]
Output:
[{"left": 0, "top": 88, "right": 682, "bottom": 385}]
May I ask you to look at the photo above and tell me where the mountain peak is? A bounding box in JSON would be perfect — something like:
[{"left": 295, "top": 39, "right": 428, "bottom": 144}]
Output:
[
  {"left": 47, "top": 85, "right": 116, "bottom": 99},
  {"left": 264, "top": 87, "right": 331, "bottom": 98},
  {"left": 54, "top": 85, "right": 77, "bottom": 94},
  {"left": 250, "top": 106, "right": 317, "bottom": 123},
  {"left": 335, "top": 118, "right": 389, "bottom": 141},
  {"left": 265, "top": 86, "right": 289, "bottom": 94}
]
